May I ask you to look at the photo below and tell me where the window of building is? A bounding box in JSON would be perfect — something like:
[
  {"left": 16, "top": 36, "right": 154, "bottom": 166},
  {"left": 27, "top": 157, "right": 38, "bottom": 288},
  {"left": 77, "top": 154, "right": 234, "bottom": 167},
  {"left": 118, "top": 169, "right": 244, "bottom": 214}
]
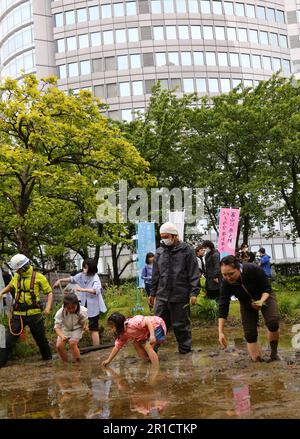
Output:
[
  {"left": 176, "top": 0, "right": 187, "bottom": 13},
  {"left": 116, "top": 29, "right": 126, "bottom": 43},
  {"left": 114, "top": 3, "right": 125, "bottom": 17},
  {"left": 178, "top": 26, "right": 189, "bottom": 39},
  {"left": 249, "top": 29, "right": 258, "bottom": 44},
  {"left": 94, "top": 85, "right": 105, "bottom": 98},
  {"left": 235, "top": 3, "right": 245, "bottom": 16},
  {"left": 89, "top": 6, "right": 100, "bottom": 20},
  {"left": 206, "top": 52, "right": 216, "bottom": 66},
  {"left": 91, "top": 32, "right": 101, "bottom": 46},
  {"left": 194, "top": 52, "right": 204, "bottom": 65},
  {"left": 118, "top": 55, "right": 128, "bottom": 70},
  {"left": 130, "top": 54, "right": 141, "bottom": 68},
  {"left": 229, "top": 53, "right": 240, "bottom": 67},
  {"left": 164, "top": 0, "right": 175, "bottom": 13},
  {"left": 188, "top": 0, "right": 199, "bottom": 13},
  {"left": 263, "top": 56, "right": 272, "bottom": 70},
  {"left": 203, "top": 26, "right": 213, "bottom": 39},
  {"left": 224, "top": 1, "right": 234, "bottom": 15},
  {"left": 279, "top": 35, "right": 288, "bottom": 49},
  {"left": 244, "top": 78, "right": 253, "bottom": 87},
  {"left": 128, "top": 28, "right": 139, "bottom": 41},
  {"left": 232, "top": 78, "right": 242, "bottom": 88},
  {"left": 241, "top": 53, "right": 251, "bottom": 68},
  {"left": 218, "top": 52, "right": 228, "bottom": 66},
  {"left": 220, "top": 78, "right": 231, "bottom": 92},
  {"left": 212, "top": 1, "right": 222, "bottom": 14},
  {"left": 57, "top": 39, "right": 65, "bottom": 53},
  {"left": 55, "top": 13, "right": 63, "bottom": 27},
  {"left": 170, "top": 78, "right": 182, "bottom": 90},
  {"left": 156, "top": 52, "right": 167, "bottom": 66},
  {"left": 272, "top": 58, "right": 281, "bottom": 72},
  {"left": 105, "top": 57, "right": 116, "bottom": 70},
  {"left": 200, "top": 0, "right": 211, "bottom": 14},
  {"left": 67, "top": 36, "right": 77, "bottom": 51},
  {"left": 276, "top": 10, "right": 285, "bottom": 24},
  {"left": 79, "top": 34, "right": 89, "bottom": 49},
  {"left": 77, "top": 8, "right": 87, "bottom": 22},
  {"left": 169, "top": 52, "right": 180, "bottom": 65},
  {"left": 59, "top": 64, "right": 67, "bottom": 79},
  {"left": 69, "top": 62, "right": 79, "bottom": 77},
  {"left": 246, "top": 4, "right": 255, "bottom": 18},
  {"left": 208, "top": 78, "right": 219, "bottom": 92},
  {"left": 153, "top": 26, "right": 164, "bottom": 39},
  {"left": 107, "top": 83, "right": 118, "bottom": 98},
  {"left": 132, "top": 81, "right": 143, "bottom": 95},
  {"left": 103, "top": 30, "right": 114, "bottom": 44},
  {"left": 274, "top": 244, "right": 284, "bottom": 260},
  {"left": 215, "top": 26, "right": 225, "bottom": 40},
  {"left": 145, "top": 79, "right": 156, "bottom": 93},
  {"left": 151, "top": 0, "right": 162, "bottom": 13},
  {"left": 127, "top": 2, "right": 137, "bottom": 15},
  {"left": 238, "top": 28, "right": 248, "bottom": 42},
  {"left": 120, "top": 82, "right": 131, "bottom": 97},
  {"left": 181, "top": 52, "right": 192, "bottom": 65},
  {"left": 267, "top": 8, "right": 275, "bottom": 22},
  {"left": 196, "top": 78, "right": 206, "bottom": 93},
  {"left": 252, "top": 54, "right": 261, "bottom": 69},
  {"left": 282, "top": 59, "right": 291, "bottom": 75},
  {"left": 122, "top": 109, "right": 133, "bottom": 121},
  {"left": 143, "top": 53, "right": 155, "bottom": 66},
  {"left": 270, "top": 33, "right": 278, "bottom": 47},
  {"left": 101, "top": 4, "right": 111, "bottom": 18},
  {"left": 285, "top": 244, "right": 295, "bottom": 259},
  {"left": 227, "top": 27, "right": 236, "bottom": 41},
  {"left": 183, "top": 78, "right": 194, "bottom": 93},
  {"left": 65, "top": 10, "right": 75, "bottom": 25},
  {"left": 191, "top": 26, "right": 201, "bottom": 39},
  {"left": 257, "top": 6, "right": 266, "bottom": 20},
  {"left": 80, "top": 60, "right": 91, "bottom": 75},
  {"left": 93, "top": 58, "right": 104, "bottom": 72},
  {"left": 166, "top": 26, "right": 177, "bottom": 39},
  {"left": 260, "top": 31, "right": 269, "bottom": 45}
]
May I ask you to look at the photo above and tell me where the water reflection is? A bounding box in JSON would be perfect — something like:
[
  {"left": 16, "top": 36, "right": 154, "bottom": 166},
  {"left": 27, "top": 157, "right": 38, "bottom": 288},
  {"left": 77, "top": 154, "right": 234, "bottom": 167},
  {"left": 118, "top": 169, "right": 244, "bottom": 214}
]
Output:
[{"left": 233, "top": 384, "right": 251, "bottom": 416}]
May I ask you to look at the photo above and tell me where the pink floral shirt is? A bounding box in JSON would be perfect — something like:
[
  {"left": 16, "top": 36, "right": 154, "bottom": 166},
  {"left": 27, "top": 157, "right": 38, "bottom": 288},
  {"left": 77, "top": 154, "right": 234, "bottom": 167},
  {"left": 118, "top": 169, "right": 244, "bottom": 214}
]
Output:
[{"left": 115, "top": 315, "right": 166, "bottom": 349}]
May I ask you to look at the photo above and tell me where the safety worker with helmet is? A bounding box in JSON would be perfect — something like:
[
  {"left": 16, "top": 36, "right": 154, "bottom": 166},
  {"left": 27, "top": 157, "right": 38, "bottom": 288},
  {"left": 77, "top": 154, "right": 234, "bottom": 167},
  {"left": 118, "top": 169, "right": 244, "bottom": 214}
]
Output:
[{"left": 0, "top": 254, "right": 53, "bottom": 367}]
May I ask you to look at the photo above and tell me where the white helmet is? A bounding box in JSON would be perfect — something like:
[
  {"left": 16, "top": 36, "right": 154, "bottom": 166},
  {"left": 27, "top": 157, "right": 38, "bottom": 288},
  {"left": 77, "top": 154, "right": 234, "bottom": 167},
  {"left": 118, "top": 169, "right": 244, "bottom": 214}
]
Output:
[{"left": 8, "top": 254, "right": 30, "bottom": 271}]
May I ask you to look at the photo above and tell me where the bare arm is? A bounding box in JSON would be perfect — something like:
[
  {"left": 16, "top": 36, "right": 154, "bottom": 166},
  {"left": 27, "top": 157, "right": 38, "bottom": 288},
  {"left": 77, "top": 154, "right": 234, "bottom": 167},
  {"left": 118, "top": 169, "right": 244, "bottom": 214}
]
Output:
[
  {"left": 55, "top": 327, "right": 68, "bottom": 341},
  {"left": 102, "top": 346, "right": 121, "bottom": 367},
  {"left": 53, "top": 277, "right": 71, "bottom": 287},
  {"left": 76, "top": 287, "right": 96, "bottom": 294},
  {"left": 218, "top": 318, "right": 227, "bottom": 348},
  {"left": 145, "top": 318, "right": 156, "bottom": 344},
  {"left": 252, "top": 292, "right": 270, "bottom": 310},
  {"left": 44, "top": 292, "right": 53, "bottom": 315},
  {"left": 0, "top": 284, "right": 13, "bottom": 299}
]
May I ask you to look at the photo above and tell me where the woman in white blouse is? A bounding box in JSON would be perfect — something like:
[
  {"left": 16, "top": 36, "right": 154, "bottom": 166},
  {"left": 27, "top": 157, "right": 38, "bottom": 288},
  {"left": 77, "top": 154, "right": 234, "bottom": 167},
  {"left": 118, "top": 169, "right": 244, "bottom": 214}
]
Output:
[{"left": 53, "top": 258, "right": 107, "bottom": 346}]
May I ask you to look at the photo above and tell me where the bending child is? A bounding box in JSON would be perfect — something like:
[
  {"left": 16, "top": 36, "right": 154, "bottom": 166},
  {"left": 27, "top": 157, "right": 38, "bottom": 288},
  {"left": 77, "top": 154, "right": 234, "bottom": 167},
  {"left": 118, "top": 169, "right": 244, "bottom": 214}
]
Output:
[
  {"left": 54, "top": 293, "right": 89, "bottom": 363},
  {"left": 102, "top": 313, "right": 166, "bottom": 368}
]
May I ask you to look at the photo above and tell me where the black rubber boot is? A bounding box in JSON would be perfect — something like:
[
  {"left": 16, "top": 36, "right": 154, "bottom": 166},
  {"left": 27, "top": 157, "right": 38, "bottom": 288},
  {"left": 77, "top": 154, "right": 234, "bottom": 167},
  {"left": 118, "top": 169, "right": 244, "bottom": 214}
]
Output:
[{"left": 270, "top": 340, "right": 280, "bottom": 361}]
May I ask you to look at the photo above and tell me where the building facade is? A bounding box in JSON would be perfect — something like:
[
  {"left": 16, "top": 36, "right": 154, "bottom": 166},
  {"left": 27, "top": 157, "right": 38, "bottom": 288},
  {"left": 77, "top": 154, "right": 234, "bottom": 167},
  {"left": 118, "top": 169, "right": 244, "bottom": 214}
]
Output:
[{"left": 1, "top": 0, "right": 300, "bottom": 268}]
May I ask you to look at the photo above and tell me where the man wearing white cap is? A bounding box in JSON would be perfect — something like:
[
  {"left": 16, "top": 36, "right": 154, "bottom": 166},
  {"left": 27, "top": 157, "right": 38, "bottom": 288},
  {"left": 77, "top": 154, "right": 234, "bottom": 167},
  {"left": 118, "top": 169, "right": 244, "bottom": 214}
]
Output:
[
  {"left": 149, "top": 222, "right": 200, "bottom": 354},
  {"left": 0, "top": 253, "right": 53, "bottom": 367}
]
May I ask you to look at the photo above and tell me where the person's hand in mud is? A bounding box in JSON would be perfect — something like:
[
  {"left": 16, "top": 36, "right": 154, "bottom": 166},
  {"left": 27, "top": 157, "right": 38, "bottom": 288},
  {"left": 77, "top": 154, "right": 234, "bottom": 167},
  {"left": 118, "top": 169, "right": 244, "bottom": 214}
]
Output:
[
  {"left": 219, "top": 333, "right": 227, "bottom": 349},
  {"left": 190, "top": 296, "right": 197, "bottom": 306},
  {"left": 102, "top": 359, "right": 111, "bottom": 367}
]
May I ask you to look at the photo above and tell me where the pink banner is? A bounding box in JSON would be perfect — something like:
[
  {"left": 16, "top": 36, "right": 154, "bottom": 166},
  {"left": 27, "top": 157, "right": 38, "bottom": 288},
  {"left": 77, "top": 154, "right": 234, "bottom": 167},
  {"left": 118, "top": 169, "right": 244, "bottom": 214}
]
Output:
[{"left": 218, "top": 208, "right": 240, "bottom": 258}]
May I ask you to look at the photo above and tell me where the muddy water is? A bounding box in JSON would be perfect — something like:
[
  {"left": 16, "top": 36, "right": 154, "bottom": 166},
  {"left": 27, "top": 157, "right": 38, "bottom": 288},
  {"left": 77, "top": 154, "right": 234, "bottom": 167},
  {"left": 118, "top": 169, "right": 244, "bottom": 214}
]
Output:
[{"left": 1, "top": 324, "right": 300, "bottom": 419}]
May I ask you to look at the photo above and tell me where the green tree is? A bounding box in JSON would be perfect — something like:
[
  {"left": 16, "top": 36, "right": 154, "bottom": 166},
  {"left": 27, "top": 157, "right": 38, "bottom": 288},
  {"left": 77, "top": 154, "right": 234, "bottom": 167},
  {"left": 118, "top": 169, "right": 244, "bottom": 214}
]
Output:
[{"left": 0, "top": 74, "right": 154, "bottom": 267}]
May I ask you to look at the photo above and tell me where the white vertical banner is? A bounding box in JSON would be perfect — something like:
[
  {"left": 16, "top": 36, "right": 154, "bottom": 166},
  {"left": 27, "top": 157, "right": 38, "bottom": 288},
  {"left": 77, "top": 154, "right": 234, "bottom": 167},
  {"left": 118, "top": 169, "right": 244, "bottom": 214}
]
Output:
[{"left": 168, "top": 211, "right": 185, "bottom": 241}]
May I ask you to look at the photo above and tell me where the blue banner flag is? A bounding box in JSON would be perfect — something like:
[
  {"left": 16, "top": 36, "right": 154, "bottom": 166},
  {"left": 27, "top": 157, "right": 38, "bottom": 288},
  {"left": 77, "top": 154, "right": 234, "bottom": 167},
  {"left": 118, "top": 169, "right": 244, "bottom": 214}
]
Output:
[{"left": 137, "top": 222, "right": 156, "bottom": 288}]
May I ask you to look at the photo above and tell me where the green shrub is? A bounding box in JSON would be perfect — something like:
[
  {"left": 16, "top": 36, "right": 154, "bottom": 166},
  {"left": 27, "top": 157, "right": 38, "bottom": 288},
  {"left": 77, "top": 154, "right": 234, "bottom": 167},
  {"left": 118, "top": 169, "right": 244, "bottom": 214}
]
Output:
[
  {"left": 277, "top": 294, "right": 294, "bottom": 318},
  {"left": 193, "top": 295, "right": 218, "bottom": 321}
]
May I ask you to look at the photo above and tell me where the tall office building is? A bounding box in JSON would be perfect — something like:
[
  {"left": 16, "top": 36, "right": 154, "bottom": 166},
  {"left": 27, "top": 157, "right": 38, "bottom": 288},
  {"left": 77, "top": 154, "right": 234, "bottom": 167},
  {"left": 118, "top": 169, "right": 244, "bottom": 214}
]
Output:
[
  {"left": 1, "top": 0, "right": 299, "bottom": 121},
  {"left": 1, "top": 0, "right": 300, "bottom": 265}
]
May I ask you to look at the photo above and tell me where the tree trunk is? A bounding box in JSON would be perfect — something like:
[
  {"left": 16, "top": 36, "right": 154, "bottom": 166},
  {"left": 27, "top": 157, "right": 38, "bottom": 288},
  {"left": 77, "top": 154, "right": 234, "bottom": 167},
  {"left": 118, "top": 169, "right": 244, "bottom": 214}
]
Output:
[
  {"left": 111, "top": 244, "right": 120, "bottom": 285},
  {"left": 242, "top": 214, "right": 250, "bottom": 245}
]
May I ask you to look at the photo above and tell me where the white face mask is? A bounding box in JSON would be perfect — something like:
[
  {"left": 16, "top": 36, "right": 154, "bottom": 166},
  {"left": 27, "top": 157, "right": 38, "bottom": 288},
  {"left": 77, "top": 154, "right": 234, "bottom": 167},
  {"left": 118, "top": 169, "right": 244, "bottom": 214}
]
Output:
[{"left": 161, "top": 238, "right": 173, "bottom": 246}]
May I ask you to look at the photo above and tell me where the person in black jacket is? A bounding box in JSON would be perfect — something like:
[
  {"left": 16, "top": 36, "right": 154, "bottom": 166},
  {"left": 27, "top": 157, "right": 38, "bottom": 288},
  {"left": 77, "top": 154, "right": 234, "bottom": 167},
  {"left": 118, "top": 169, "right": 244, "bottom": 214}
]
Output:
[
  {"left": 149, "top": 222, "right": 200, "bottom": 354},
  {"left": 202, "top": 240, "right": 221, "bottom": 301},
  {"left": 218, "top": 255, "right": 280, "bottom": 362}
]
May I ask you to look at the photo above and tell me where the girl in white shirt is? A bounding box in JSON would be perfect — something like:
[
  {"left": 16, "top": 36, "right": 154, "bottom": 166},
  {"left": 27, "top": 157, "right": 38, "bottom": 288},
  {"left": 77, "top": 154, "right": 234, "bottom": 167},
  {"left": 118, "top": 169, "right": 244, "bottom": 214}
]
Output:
[{"left": 53, "top": 258, "right": 107, "bottom": 346}]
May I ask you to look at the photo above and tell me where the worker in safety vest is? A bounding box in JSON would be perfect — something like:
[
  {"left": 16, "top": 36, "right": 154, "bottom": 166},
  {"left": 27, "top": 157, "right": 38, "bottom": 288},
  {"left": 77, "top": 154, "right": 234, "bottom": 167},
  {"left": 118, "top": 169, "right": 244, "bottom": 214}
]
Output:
[{"left": 0, "top": 254, "right": 53, "bottom": 367}]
